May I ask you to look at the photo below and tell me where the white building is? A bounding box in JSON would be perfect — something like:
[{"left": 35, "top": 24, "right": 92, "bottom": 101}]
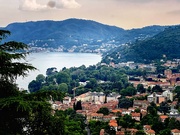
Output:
[{"left": 162, "top": 90, "right": 173, "bottom": 101}]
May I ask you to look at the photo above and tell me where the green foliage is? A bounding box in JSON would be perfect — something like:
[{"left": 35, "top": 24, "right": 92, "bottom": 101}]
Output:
[
  {"left": 58, "top": 83, "right": 68, "bottom": 93},
  {"left": 117, "top": 114, "right": 135, "bottom": 129},
  {"left": 158, "top": 101, "right": 170, "bottom": 114},
  {"left": 56, "top": 72, "right": 71, "bottom": 84},
  {"left": 120, "top": 86, "right": 137, "bottom": 96},
  {"left": 118, "top": 97, "right": 133, "bottom": 109},
  {"left": 97, "top": 107, "right": 110, "bottom": 115},
  {"left": 103, "top": 26, "right": 180, "bottom": 63},
  {"left": 152, "top": 85, "right": 163, "bottom": 93},
  {"left": 0, "top": 30, "right": 67, "bottom": 134},
  {"left": 137, "top": 84, "right": 146, "bottom": 93},
  {"left": 89, "top": 120, "right": 109, "bottom": 135},
  {"left": 174, "top": 86, "right": 180, "bottom": 98},
  {"left": 147, "top": 102, "right": 158, "bottom": 115},
  {"left": 135, "top": 130, "right": 146, "bottom": 135},
  {"left": 30, "top": 64, "right": 129, "bottom": 97}
]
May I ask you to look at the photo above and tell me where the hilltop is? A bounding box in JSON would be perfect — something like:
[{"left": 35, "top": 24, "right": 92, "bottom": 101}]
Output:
[
  {"left": 2, "top": 18, "right": 166, "bottom": 53},
  {"left": 102, "top": 26, "right": 180, "bottom": 64}
]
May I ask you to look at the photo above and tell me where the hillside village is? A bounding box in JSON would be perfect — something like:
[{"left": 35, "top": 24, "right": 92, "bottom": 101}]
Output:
[{"left": 48, "top": 59, "right": 180, "bottom": 135}]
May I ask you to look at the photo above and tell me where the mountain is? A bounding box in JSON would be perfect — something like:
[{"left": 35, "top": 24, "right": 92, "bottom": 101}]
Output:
[
  {"left": 102, "top": 26, "right": 180, "bottom": 64},
  {"left": 2, "top": 18, "right": 167, "bottom": 52}
]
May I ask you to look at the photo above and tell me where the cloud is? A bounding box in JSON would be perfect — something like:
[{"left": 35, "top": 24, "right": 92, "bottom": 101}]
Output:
[
  {"left": 168, "top": 10, "right": 180, "bottom": 15},
  {"left": 19, "top": 0, "right": 81, "bottom": 11},
  {"left": 19, "top": 0, "right": 47, "bottom": 11},
  {"left": 48, "top": 0, "right": 81, "bottom": 9}
]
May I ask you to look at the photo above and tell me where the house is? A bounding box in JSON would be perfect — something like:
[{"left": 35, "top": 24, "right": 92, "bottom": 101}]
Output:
[
  {"left": 109, "top": 119, "right": 118, "bottom": 131},
  {"left": 87, "top": 113, "right": 103, "bottom": 121},
  {"left": 131, "top": 113, "right": 141, "bottom": 121},
  {"left": 162, "top": 90, "right": 173, "bottom": 101},
  {"left": 171, "top": 129, "right": 180, "bottom": 135},
  {"left": 159, "top": 115, "right": 168, "bottom": 122},
  {"left": 63, "top": 96, "right": 72, "bottom": 104},
  {"left": 133, "top": 100, "right": 149, "bottom": 109},
  {"left": 106, "top": 92, "right": 121, "bottom": 102},
  {"left": 116, "top": 131, "right": 125, "bottom": 135},
  {"left": 103, "top": 115, "right": 113, "bottom": 122},
  {"left": 147, "top": 92, "right": 165, "bottom": 104},
  {"left": 143, "top": 125, "right": 151, "bottom": 131},
  {"left": 126, "top": 128, "right": 138, "bottom": 135},
  {"left": 121, "top": 109, "right": 131, "bottom": 115},
  {"left": 146, "top": 129, "right": 155, "bottom": 135}
]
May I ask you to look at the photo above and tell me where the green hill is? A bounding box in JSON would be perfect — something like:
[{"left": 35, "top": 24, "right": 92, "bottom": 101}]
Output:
[{"left": 102, "top": 26, "right": 180, "bottom": 64}]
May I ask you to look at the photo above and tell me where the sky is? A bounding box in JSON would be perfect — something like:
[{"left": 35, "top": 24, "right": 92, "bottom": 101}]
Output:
[{"left": 0, "top": 0, "right": 180, "bottom": 29}]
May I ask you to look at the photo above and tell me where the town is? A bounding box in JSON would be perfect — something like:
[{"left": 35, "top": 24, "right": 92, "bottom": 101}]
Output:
[{"left": 48, "top": 59, "right": 180, "bottom": 135}]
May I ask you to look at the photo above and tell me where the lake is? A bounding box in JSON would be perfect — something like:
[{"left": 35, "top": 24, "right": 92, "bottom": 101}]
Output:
[{"left": 16, "top": 52, "right": 102, "bottom": 90}]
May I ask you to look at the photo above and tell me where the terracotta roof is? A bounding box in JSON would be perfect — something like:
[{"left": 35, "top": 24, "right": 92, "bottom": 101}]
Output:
[
  {"left": 131, "top": 113, "right": 141, "bottom": 117},
  {"left": 109, "top": 122, "right": 118, "bottom": 127},
  {"left": 146, "top": 129, "right": 155, "bottom": 134},
  {"left": 171, "top": 129, "right": 180, "bottom": 133},
  {"left": 110, "top": 119, "right": 117, "bottom": 123},
  {"left": 112, "top": 109, "right": 122, "bottom": 113},
  {"left": 144, "top": 125, "right": 151, "bottom": 130},
  {"left": 90, "top": 113, "right": 103, "bottom": 117},
  {"left": 126, "top": 128, "right": 138, "bottom": 133},
  {"left": 160, "top": 115, "right": 168, "bottom": 119},
  {"left": 116, "top": 131, "right": 125, "bottom": 135}
]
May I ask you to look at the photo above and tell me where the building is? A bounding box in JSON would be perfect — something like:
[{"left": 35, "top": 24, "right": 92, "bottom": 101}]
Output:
[
  {"left": 146, "top": 129, "right": 155, "bottom": 135},
  {"left": 159, "top": 115, "right": 168, "bottom": 122},
  {"left": 133, "top": 100, "right": 149, "bottom": 109},
  {"left": 171, "top": 129, "right": 180, "bottom": 135},
  {"left": 109, "top": 119, "right": 118, "bottom": 131},
  {"left": 75, "top": 91, "right": 120, "bottom": 104},
  {"left": 131, "top": 113, "right": 141, "bottom": 121},
  {"left": 147, "top": 92, "right": 165, "bottom": 104},
  {"left": 162, "top": 90, "right": 173, "bottom": 101},
  {"left": 63, "top": 96, "right": 72, "bottom": 104}
]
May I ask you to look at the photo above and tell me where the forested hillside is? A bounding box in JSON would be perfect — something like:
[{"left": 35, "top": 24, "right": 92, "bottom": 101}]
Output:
[
  {"left": 2, "top": 18, "right": 166, "bottom": 52},
  {"left": 102, "top": 26, "right": 180, "bottom": 64}
]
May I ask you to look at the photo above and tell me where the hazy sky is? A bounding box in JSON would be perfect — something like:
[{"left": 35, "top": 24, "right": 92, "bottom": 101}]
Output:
[{"left": 1, "top": 0, "right": 180, "bottom": 29}]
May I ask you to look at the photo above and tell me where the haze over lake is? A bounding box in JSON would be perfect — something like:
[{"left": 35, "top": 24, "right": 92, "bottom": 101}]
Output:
[{"left": 16, "top": 52, "right": 102, "bottom": 90}]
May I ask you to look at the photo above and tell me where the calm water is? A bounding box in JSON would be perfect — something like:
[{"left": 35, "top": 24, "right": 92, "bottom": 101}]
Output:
[{"left": 16, "top": 52, "right": 102, "bottom": 90}]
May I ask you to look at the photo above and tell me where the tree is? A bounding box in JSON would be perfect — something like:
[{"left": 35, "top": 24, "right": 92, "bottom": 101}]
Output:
[
  {"left": 158, "top": 101, "right": 170, "bottom": 114},
  {"left": 135, "top": 130, "right": 146, "bottom": 135},
  {"left": 174, "top": 86, "right": 180, "bottom": 98},
  {"left": 0, "top": 30, "right": 36, "bottom": 97},
  {"left": 58, "top": 83, "right": 68, "bottom": 93},
  {"left": 118, "top": 98, "right": 133, "bottom": 109},
  {"left": 36, "top": 74, "right": 45, "bottom": 83},
  {"left": 152, "top": 85, "right": 163, "bottom": 93},
  {"left": 147, "top": 102, "right": 158, "bottom": 116},
  {"left": 137, "top": 84, "right": 146, "bottom": 93},
  {"left": 120, "top": 86, "right": 137, "bottom": 96},
  {"left": 74, "top": 100, "right": 82, "bottom": 110},
  {"left": 0, "top": 30, "right": 64, "bottom": 134},
  {"left": 56, "top": 72, "right": 71, "bottom": 84},
  {"left": 85, "top": 78, "right": 98, "bottom": 89},
  {"left": 97, "top": 107, "right": 110, "bottom": 115}
]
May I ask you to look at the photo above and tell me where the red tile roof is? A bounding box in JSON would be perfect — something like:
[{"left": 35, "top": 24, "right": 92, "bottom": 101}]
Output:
[
  {"left": 146, "top": 129, "right": 155, "bottom": 134},
  {"left": 171, "top": 129, "right": 180, "bottom": 133}
]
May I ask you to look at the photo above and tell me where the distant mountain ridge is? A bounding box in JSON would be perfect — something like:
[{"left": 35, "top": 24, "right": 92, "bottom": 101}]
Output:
[{"left": 2, "top": 18, "right": 168, "bottom": 52}]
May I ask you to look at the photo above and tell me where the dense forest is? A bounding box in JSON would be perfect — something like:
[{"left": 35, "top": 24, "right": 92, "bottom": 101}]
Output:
[{"left": 102, "top": 26, "right": 180, "bottom": 64}]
